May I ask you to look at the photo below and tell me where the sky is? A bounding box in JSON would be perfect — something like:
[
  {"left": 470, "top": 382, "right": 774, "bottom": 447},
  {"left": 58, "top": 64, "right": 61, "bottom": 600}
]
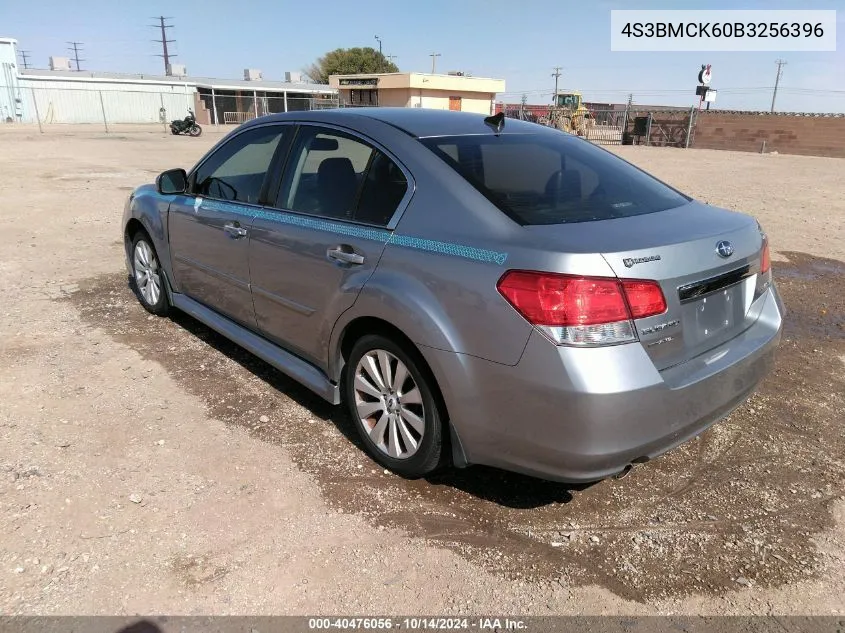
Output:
[{"left": 2, "top": 0, "right": 843, "bottom": 112}]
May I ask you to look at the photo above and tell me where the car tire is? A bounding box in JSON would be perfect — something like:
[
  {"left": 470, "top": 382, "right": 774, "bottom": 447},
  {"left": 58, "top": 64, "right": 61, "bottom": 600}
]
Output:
[
  {"left": 345, "top": 334, "right": 445, "bottom": 479},
  {"left": 130, "top": 232, "right": 169, "bottom": 316}
]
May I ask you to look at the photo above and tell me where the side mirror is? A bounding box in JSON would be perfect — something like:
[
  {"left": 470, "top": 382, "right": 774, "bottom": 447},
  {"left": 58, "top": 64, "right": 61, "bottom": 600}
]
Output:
[{"left": 156, "top": 168, "right": 188, "bottom": 195}]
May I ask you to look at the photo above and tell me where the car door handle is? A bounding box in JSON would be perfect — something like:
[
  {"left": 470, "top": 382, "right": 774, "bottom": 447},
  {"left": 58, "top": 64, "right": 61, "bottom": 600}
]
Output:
[
  {"left": 327, "top": 246, "right": 365, "bottom": 265},
  {"left": 223, "top": 223, "right": 248, "bottom": 239}
]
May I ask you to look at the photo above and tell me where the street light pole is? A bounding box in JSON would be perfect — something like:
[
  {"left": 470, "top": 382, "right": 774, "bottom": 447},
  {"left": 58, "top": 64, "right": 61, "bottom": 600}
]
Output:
[
  {"left": 430, "top": 52, "right": 441, "bottom": 74},
  {"left": 375, "top": 35, "right": 382, "bottom": 55}
]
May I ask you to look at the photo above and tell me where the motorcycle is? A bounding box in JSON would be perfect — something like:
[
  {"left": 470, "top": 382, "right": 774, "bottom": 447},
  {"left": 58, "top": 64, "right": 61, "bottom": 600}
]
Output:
[{"left": 170, "top": 109, "right": 202, "bottom": 137}]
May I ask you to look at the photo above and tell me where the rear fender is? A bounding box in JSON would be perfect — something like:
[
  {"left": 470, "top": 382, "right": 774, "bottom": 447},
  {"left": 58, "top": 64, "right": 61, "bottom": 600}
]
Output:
[
  {"left": 328, "top": 271, "right": 480, "bottom": 470},
  {"left": 328, "top": 268, "right": 468, "bottom": 382}
]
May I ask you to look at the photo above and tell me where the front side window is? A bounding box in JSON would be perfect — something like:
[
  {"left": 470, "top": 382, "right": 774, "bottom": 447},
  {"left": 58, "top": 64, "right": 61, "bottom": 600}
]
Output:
[
  {"left": 193, "top": 126, "right": 287, "bottom": 204},
  {"left": 277, "top": 126, "right": 407, "bottom": 225},
  {"left": 420, "top": 133, "right": 689, "bottom": 225}
]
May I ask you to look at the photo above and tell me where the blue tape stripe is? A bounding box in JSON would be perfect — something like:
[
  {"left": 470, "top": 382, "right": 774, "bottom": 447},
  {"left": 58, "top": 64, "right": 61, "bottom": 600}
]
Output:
[
  {"left": 198, "top": 199, "right": 508, "bottom": 266},
  {"left": 389, "top": 234, "right": 508, "bottom": 266}
]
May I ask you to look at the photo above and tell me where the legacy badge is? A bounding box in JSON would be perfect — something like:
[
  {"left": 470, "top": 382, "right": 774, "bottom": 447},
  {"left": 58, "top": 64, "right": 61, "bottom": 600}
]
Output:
[{"left": 623, "top": 254, "right": 661, "bottom": 268}]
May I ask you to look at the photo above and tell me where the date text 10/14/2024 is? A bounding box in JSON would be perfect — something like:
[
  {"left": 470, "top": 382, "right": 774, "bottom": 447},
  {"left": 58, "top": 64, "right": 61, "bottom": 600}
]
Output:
[{"left": 307, "top": 618, "right": 528, "bottom": 630}]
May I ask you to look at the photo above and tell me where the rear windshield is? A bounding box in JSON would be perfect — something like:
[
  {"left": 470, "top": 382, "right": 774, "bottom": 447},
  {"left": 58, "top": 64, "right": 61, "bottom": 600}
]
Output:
[{"left": 420, "top": 133, "right": 690, "bottom": 225}]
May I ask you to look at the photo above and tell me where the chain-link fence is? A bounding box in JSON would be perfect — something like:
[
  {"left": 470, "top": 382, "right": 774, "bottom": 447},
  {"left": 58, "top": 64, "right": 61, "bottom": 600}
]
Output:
[
  {"left": 2, "top": 85, "right": 339, "bottom": 134},
  {"left": 496, "top": 103, "right": 698, "bottom": 148},
  {"left": 4, "top": 85, "right": 698, "bottom": 147},
  {"left": 195, "top": 90, "right": 339, "bottom": 126},
  {"left": 621, "top": 107, "right": 698, "bottom": 147}
]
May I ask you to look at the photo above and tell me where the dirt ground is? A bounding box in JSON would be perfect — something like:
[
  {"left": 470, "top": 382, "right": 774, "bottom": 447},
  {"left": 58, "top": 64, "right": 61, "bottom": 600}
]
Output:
[{"left": 0, "top": 124, "right": 843, "bottom": 616}]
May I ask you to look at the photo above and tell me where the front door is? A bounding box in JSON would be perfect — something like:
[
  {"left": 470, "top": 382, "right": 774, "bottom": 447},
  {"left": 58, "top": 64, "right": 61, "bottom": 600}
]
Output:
[
  {"left": 449, "top": 96, "right": 462, "bottom": 111},
  {"left": 167, "top": 124, "right": 289, "bottom": 329},
  {"left": 248, "top": 125, "right": 411, "bottom": 369}
]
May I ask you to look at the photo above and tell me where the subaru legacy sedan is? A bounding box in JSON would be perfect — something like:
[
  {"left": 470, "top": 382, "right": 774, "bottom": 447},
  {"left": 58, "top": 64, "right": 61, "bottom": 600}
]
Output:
[{"left": 122, "top": 108, "right": 783, "bottom": 483}]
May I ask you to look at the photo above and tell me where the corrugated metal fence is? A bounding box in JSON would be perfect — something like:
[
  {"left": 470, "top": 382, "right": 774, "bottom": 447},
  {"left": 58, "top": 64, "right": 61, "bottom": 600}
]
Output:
[{"left": 20, "top": 84, "right": 195, "bottom": 125}]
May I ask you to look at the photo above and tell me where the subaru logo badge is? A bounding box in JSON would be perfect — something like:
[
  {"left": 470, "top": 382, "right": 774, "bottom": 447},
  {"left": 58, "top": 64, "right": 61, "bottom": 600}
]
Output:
[{"left": 716, "top": 240, "right": 734, "bottom": 258}]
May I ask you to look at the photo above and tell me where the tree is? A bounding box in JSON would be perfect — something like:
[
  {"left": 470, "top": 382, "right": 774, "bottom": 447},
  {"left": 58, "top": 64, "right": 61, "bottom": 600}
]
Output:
[{"left": 304, "top": 47, "right": 399, "bottom": 84}]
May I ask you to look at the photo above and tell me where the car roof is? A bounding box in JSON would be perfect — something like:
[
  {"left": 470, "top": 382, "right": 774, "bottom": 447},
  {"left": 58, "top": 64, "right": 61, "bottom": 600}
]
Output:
[{"left": 244, "top": 107, "right": 549, "bottom": 139}]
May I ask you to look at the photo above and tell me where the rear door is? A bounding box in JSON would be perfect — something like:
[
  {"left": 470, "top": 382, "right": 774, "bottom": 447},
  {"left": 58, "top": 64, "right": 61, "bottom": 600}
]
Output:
[
  {"left": 168, "top": 124, "right": 289, "bottom": 329},
  {"left": 248, "top": 124, "right": 412, "bottom": 368}
]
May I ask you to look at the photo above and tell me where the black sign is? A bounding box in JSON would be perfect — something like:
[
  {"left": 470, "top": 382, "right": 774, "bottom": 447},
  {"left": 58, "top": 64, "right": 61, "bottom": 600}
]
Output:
[{"left": 338, "top": 78, "right": 378, "bottom": 87}]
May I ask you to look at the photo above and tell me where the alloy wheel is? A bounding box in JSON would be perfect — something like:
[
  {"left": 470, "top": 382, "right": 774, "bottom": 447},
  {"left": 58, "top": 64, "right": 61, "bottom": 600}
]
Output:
[
  {"left": 133, "top": 239, "right": 161, "bottom": 307},
  {"left": 353, "top": 349, "right": 425, "bottom": 459}
]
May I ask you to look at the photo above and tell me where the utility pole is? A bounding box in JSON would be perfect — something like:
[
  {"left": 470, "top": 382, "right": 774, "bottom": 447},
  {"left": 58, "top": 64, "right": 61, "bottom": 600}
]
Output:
[
  {"left": 552, "top": 66, "right": 562, "bottom": 97},
  {"left": 520, "top": 93, "right": 527, "bottom": 120},
  {"left": 374, "top": 35, "right": 382, "bottom": 55},
  {"left": 67, "top": 42, "right": 84, "bottom": 71},
  {"left": 771, "top": 58, "right": 787, "bottom": 113},
  {"left": 18, "top": 50, "right": 31, "bottom": 70},
  {"left": 622, "top": 92, "right": 633, "bottom": 143},
  {"left": 152, "top": 16, "right": 176, "bottom": 75},
  {"left": 429, "top": 52, "right": 441, "bottom": 74}
]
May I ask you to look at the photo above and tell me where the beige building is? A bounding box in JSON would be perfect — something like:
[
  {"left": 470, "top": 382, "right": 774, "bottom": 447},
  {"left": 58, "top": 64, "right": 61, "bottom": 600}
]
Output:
[{"left": 329, "top": 72, "right": 505, "bottom": 115}]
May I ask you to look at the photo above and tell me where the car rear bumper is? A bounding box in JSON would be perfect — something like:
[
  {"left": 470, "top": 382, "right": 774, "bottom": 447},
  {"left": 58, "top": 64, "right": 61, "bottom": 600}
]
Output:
[{"left": 424, "top": 284, "right": 784, "bottom": 483}]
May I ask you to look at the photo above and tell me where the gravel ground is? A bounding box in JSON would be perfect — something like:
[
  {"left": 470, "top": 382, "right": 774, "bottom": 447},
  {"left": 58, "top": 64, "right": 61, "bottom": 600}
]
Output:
[{"left": 0, "top": 124, "right": 843, "bottom": 616}]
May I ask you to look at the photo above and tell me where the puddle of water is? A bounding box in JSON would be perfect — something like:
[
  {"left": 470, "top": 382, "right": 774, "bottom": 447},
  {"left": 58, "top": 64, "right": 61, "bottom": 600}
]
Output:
[
  {"left": 773, "top": 256, "right": 845, "bottom": 282},
  {"left": 65, "top": 251, "right": 845, "bottom": 602}
]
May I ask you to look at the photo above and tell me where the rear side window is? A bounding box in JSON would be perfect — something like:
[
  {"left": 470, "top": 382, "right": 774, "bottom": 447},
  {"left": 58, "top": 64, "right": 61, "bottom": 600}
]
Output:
[
  {"left": 420, "top": 133, "right": 689, "bottom": 225},
  {"left": 278, "top": 129, "right": 373, "bottom": 219},
  {"left": 276, "top": 126, "right": 408, "bottom": 225},
  {"left": 356, "top": 151, "right": 408, "bottom": 226}
]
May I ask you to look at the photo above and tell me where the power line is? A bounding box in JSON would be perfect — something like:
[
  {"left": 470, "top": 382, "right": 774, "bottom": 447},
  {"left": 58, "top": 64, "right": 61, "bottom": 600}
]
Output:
[
  {"left": 67, "top": 41, "right": 84, "bottom": 71},
  {"left": 771, "top": 59, "right": 787, "bottom": 113},
  {"left": 497, "top": 85, "right": 845, "bottom": 98},
  {"left": 151, "top": 16, "right": 177, "bottom": 75},
  {"left": 18, "top": 49, "right": 31, "bottom": 69}
]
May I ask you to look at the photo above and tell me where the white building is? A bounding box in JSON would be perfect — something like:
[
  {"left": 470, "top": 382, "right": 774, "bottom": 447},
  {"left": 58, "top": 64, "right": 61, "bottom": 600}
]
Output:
[
  {"left": 0, "top": 37, "right": 25, "bottom": 122},
  {"left": 1, "top": 36, "right": 337, "bottom": 125}
]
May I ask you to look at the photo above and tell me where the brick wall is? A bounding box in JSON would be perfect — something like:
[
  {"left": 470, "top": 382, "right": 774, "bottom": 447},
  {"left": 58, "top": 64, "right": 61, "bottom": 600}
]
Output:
[{"left": 692, "top": 112, "right": 845, "bottom": 158}]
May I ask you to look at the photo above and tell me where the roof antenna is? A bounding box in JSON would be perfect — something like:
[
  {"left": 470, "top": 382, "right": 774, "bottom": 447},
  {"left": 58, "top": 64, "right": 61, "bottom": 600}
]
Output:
[{"left": 484, "top": 111, "right": 505, "bottom": 133}]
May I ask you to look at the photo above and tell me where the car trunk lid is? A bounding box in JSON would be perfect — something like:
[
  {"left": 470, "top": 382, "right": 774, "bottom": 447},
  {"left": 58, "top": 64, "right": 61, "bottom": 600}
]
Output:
[{"left": 524, "top": 202, "right": 768, "bottom": 370}]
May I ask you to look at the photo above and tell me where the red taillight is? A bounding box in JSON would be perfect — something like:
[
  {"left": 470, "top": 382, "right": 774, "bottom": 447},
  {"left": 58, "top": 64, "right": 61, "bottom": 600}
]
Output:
[
  {"left": 497, "top": 270, "right": 667, "bottom": 345},
  {"left": 621, "top": 280, "right": 668, "bottom": 319},
  {"left": 760, "top": 237, "right": 771, "bottom": 274},
  {"left": 496, "top": 271, "right": 629, "bottom": 326}
]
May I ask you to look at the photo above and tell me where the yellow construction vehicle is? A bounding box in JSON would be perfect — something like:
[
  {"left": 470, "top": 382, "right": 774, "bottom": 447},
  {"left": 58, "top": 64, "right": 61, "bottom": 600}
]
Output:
[{"left": 538, "top": 91, "right": 594, "bottom": 136}]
